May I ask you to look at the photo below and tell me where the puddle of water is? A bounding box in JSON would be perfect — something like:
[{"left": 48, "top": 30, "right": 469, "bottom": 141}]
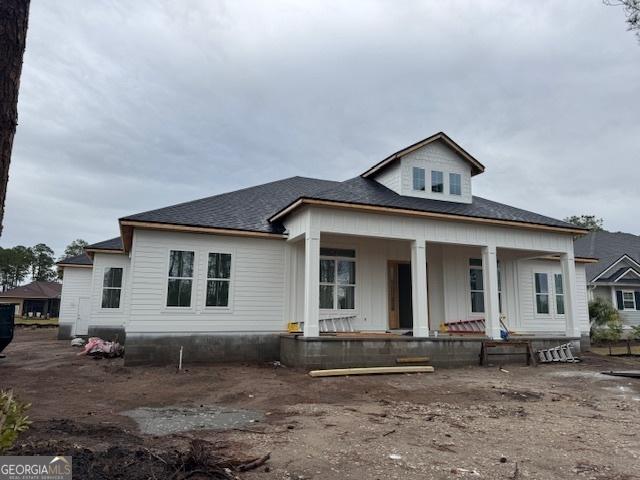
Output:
[
  {"left": 602, "top": 385, "right": 640, "bottom": 402},
  {"left": 122, "top": 406, "right": 264, "bottom": 435}
]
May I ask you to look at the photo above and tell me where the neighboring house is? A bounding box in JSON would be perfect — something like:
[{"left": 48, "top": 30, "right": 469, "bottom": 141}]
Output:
[
  {"left": 0, "top": 281, "right": 62, "bottom": 318},
  {"left": 57, "top": 132, "right": 594, "bottom": 367},
  {"left": 574, "top": 231, "right": 640, "bottom": 328}
]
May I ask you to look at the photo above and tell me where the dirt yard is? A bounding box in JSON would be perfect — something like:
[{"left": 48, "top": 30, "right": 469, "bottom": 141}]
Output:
[{"left": 1, "top": 329, "right": 640, "bottom": 479}]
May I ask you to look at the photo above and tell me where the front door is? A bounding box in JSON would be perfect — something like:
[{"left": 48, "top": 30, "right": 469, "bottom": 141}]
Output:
[
  {"left": 75, "top": 297, "right": 90, "bottom": 336},
  {"left": 388, "top": 261, "right": 428, "bottom": 331},
  {"left": 397, "top": 264, "right": 413, "bottom": 329}
]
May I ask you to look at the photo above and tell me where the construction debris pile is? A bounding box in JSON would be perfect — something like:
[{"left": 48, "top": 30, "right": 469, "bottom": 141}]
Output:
[{"left": 73, "top": 337, "right": 124, "bottom": 358}]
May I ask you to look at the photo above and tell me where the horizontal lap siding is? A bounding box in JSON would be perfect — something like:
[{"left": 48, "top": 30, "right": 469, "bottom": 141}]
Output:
[
  {"left": 127, "top": 230, "right": 286, "bottom": 333},
  {"left": 59, "top": 267, "right": 92, "bottom": 326}
]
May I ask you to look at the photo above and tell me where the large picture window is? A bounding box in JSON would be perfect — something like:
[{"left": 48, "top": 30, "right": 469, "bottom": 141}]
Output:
[
  {"left": 101, "top": 267, "right": 123, "bottom": 309},
  {"left": 535, "top": 273, "right": 550, "bottom": 314},
  {"left": 206, "top": 253, "right": 231, "bottom": 307},
  {"left": 167, "top": 250, "right": 194, "bottom": 307},
  {"left": 319, "top": 248, "right": 356, "bottom": 310}
]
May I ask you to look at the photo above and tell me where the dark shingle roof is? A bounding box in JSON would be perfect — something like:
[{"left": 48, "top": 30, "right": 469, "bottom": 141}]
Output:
[
  {"left": 273, "top": 176, "right": 582, "bottom": 230},
  {"left": 121, "top": 175, "right": 582, "bottom": 237},
  {"left": 87, "top": 237, "right": 123, "bottom": 251},
  {"left": 56, "top": 253, "right": 93, "bottom": 266},
  {"left": 122, "top": 176, "right": 341, "bottom": 234},
  {"left": 0, "top": 281, "right": 62, "bottom": 299},
  {"left": 574, "top": 231, "right": 640, "bottom": 281}
]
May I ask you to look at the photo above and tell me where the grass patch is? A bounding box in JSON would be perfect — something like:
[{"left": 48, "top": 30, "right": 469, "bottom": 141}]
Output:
[
  {"left": 15, "top": 317, "right": 59, "bottom": 326},
  {"left": 591, "top": 345, "right": 640, "bottom": 356}
]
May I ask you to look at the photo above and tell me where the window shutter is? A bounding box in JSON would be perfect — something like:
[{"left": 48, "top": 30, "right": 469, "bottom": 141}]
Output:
[
  {"left": 635, "top": 291, "right": 640, "bottom": 311},
  {"left": 616, "top": 290, "right": 624, "bottom": 310}
]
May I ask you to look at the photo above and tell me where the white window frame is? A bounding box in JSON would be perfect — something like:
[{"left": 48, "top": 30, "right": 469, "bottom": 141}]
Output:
[
  {"left": 319, "top": 248, "right": 356, "bottom": 312},
  {"left": 554, "top": 273, "right": 565, "bottom": 315},
  {"left": 164, "top": 249, "right": 196, "bottom": 310},
  {"left": 431, "top": 170, "right": 444, "bottom": 193},
  {"left": 412, "top": 167, "right": 425, "bottom": 191},
  {"left": 204, "top": 251, "right": 234, "bottom": 311},
  {"left": 101, "top": 267, "right": 123, "bottom": 310},
  {"left": 622, "top": 290, "right": 637, "bottom": 310},
  {"left": 449, "top": 172, "right": 462, "bottom": 195},
  {"left": 534, "top": 272, "right": 551, "bottom": 315},
  {"left": 468, "top": 258, "right": 503, "bottom": 315}
]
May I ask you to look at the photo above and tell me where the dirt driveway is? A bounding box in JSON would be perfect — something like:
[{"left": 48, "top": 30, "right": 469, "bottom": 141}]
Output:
[{"left": 1, "top": 329, "right": 640, "bottom": 479}]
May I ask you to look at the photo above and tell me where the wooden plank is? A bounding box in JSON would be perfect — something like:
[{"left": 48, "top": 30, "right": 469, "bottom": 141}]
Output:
[
  {"left": 396, "top": 356, "right": 430, "bottom": 364},
  {"left": 309, "top": 366, "right": 434, "bottom": 377}
]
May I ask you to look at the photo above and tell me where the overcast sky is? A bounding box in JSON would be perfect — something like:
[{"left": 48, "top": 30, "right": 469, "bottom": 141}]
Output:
[{"left": 2, "top": 0, "right": 639, "bottom": 256}]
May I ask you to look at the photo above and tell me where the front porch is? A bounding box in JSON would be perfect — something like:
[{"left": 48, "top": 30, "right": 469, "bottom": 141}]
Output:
[{"left": 282, "top": 207, "right": 588, "bottom": 367}]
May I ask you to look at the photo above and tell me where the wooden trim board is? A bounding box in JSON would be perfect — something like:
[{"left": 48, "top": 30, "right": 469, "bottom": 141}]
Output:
[
  {"left": 308, "top": 366, "right": 434, "bottom": 377},
  {"left": 269, "top": 198, "right": 587, "bottom": 235}
]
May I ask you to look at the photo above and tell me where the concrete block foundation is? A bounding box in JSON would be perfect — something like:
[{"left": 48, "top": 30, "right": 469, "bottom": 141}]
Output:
[
  {"left": 124, "top": 333, "right": 280, "bottom": 366},
  {"left": 280, "top": 334, "right": 583, "bottom": 369},
  {"left": 88, "top": 326, "right": 126, "bottom": 344},
  {"left": 57, "top": 323, "right": 73, "bottom": 340}
]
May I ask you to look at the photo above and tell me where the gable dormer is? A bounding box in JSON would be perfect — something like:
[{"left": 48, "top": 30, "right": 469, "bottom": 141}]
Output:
[{"left": 362, "top": 132, "right": 484, "bottom": 205}]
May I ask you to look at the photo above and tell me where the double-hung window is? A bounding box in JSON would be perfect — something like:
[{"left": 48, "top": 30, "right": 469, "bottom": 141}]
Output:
[
  {"left": 469, "top": 258, "right": 503, "bottom": 314},
  {"left": 206, "top": 253, "right": 232, "bottom": 307},
  {"left": 469, "top": 259, "right": 484, "bottom": 313},
  {"left": 623, "top": 291, "right": 636, "bottom": 310},
  {"left": 167, "top": 250, "right": 194, "bottom": 307},
  {"left": 413, "top": 167, "right": 425, "bottom": 191},
  {"left": 319, "top": 248, "right": 356, "bottom": 310},
  {"left": 431, "top": 170, "right": 444, "bottom": 193},
  {"left": 534, "top": 273, "right": 550, "bottom": 314},
  {"left": 101, "top": 267, "right": 123, "bottom": 308},
  {"left": 554, "top": 274, "right": 565, "bottom": 315},
  {"left": 449, "top": 173, "right": 461, "bottom": 195}
]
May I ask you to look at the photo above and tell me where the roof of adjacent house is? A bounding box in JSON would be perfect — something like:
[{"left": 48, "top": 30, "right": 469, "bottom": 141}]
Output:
[
  {"left": 86, "top": 237, "right": 124, "bottom": 251},
  {"left": 56, "top": 253, "right": 93, "bottom": 267},
  {"left": 574, "top": 231, "right": 640, "bottom": 281},
  {"left": 120, "top": 175, "right": 582, "bottom": 237},
  {"left": 0, "top": 281, "right": 62, "bottom": 299}
]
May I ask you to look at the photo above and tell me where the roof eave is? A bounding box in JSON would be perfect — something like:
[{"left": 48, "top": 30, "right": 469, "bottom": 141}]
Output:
[
  {"left": 361, "top": 132, "right": 486, "bottom": 179},
  {"left": 268, "top": 198, "right": 588, "bottom": 235},
  {"left": 118, "top": 219, "right": 287, "bottom": 252}
]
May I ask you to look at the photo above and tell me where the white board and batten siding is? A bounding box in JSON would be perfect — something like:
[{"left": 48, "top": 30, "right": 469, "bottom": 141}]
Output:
[
  {"left": 286, "top": 207, "right": 575, "bottom": 255},
  {"left": 88, "top": 252, "right": 132, "bottom": 330},
  {"left": 515, "top": 259, "right": 589, "bottom": 334},
  {"left": 59, "top": 266, "right": 93, "bottom": 336},
  {"left": 126, "top": 229, "right": 287, "bottom": 334},
  {"left": 374, "top": 141, "right": 473, "bottom": 204}
]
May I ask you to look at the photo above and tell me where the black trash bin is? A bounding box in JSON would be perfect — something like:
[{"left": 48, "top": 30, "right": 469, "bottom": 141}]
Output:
[{"left": 0, "top": 304, "right": 15, "bottom": 355}]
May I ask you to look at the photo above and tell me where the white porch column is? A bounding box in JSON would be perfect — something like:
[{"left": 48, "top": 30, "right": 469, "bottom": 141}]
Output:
[
  {"left": 481, "top": 245, "right": 501, "bottom": 340},
  {"left": 411, "top": 239, "right": 429, "bottom": 337},
  {"left": 561, "top": 252, "right": 580, "bottom": 337},
  {"left": 303, "top": 230, "right": 320, "bottom": 337}
]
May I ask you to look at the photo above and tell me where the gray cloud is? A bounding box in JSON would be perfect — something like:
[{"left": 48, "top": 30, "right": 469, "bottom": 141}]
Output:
[{"left": 3, "top": 0, "right": 639, "bottom": 256}]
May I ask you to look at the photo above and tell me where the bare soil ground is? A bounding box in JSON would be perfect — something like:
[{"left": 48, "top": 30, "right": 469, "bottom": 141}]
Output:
[{"left": 2, "top": 329, "right": 640, "bottom": 479}]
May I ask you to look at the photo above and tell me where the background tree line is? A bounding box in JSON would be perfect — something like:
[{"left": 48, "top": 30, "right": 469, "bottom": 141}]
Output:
[{"left": 0, "top": 239, "right": 87, "bottom": 291}]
